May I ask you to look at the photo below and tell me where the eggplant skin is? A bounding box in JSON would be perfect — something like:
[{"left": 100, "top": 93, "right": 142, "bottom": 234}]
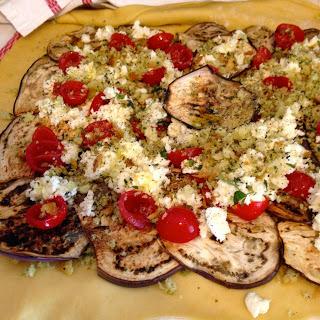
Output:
[
  {"left": 162, "top": 213, "right": 281, "bottom": 289},
  {"left": 164, "top": 66, "right": 256, "bottom": 130},
  {"left": 13, "top": 55, "right": 59, "bottom": 116},
  {"left": 278, "top": 222, "right": 320, "bottom": 285},
  {"left": 304, "top": 28, "right": 320, "bottom": 41}
]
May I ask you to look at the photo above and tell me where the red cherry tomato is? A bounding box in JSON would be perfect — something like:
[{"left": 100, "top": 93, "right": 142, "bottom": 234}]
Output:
[
  {"left": 82, "top": 120, "right": 114, "bottom": 147},
  {"left": 147, "top": 32, "right": 174, "bottom": 51},
  {"left": 229, "top": 198, "right": 269, "bottom": 221},
  {"left": 274, "top": 23, "right": 304, "bottom": 50},
  {"left": 167, "top": 43, "right": 193, "bottom": 70},
  {"left": 283, "top": 170, "right": 315, "bottom": 200},
  {"left": 141, "top": 67, "right": 166, "bottom": 86},
  {"left": 59, "top": 80, "right": 89, "bottom": 107},
  {"left": 26, "top": 140, "right": 64, "bottom": 174},
  {"left": 118, "top": 190, "right": 157, "bottom": 230},
  {"left": 157, "top": 206, "right": 200, "bottom": 243},
  {"left": 168, "top": 147, "right": 203, "bottom": 168},
  {"left": 251, "top": 47, "right": 272, "bottom": 69},
  {"left": 26, "top": 196, "right": 67, "bottom": 230},
  {"left": 58, "top": 51, "right": 83, "bottom": 74},
  {"left": 130, "top": 118, "right": 146, "bottom": 140},
  {"left": 53, "top": 82, "right": 62, "bottom": 96},
  {"left": 109, "top": 33, "right": 135, "bottom": 51},
  {"left": 316, "top": 121, "right": 320, "bottom": 136},
  {"left": 89, "top": 92, "right": 109, "bottom": 114},
  {"left": 32, "top": 126, "right": 58, "bottom": 143},
  {"left": 263, "top": 76, "right": 293, "bottom": 90}
]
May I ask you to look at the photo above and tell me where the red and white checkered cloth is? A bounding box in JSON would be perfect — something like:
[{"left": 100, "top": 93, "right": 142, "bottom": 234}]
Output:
[{"left": 1, "top": 0, "right": 319, "bottom": 60}]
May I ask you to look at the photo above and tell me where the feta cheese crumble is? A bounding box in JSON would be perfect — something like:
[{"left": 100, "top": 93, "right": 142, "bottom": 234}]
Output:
[
  {"left": 245, "top": 292, "right": 271, "bottom": 318},
  {"left": 78, "top": 190, "right": 95, "bottom": 217},
  {"left": 204, "top": 207, "right": 230, "bottom": 242},
  {"left": 61, "top": 141, "right": 80, "bottom": 164},
  {"left": 26, "top": 175, "right": 77, "bottom": 203}
]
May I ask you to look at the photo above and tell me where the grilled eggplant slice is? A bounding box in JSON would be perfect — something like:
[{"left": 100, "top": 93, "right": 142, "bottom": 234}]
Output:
[
  {"left": 162, "top": 213, "right": 280, "bottom": 289},
  {"left": 0, "top": 179, "right": 88, "bottom": 260},
  {"left": 267, "top": 192, "right": 311, "bottom": 222},
  {"left": 304, "top": 28, "right": 320, "bottom": 41},
  {"left": 165, "top": 66, "right": 256, "bottom": 130},
  {"left": 47, "top": 26, "right": 97, "bottom": 61},
  {"left": 179, "top": 22, "right": 230, "bottom": 51},
  {"left": 244, "top": 25, "right": 274, "bottom": 52},
  {"left": 278, "top": 222, "right": 320, "bottom": 284},
  {"left": 0, "top": 115, "right": 39, "bottom": 184},
  {"left": 14, "top": 56, "right": 59, "bottom": 115},
  {"left": 77, "top": 188, "right": 181, "bottom": 287}
]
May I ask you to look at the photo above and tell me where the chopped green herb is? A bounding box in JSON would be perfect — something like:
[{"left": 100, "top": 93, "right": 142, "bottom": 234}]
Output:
[
  {"left": 233, "top": 190, "right": 246, "bottom": 204},
  {"left": 160, "top": 149, "right": 168, "bottom": 159}
]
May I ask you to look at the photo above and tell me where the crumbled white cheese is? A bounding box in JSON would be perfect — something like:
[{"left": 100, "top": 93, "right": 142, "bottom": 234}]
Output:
[
  {"left": 181, "top": 156, "right": 202, "bottom": 174},
  {"left": 213, "top": 180, "right": 237, "bottom": 207},
  {"left": 176, "top": 185, "right": 202, "bottom": 209},
  {"left": 81, "top": 33, "right": 91, "bottom": 43},
  {"left": 26, "top": 175, "right": 77, "bottom": 203},
  {"left": 95, "top": 25, "right": 114, "bottom": 41},
  {"left": 79, "top": 190, "right": 95, "bottom": 217},
  {"left": 67, "top": 61, "right": 96, "bottom": 82},
  {"left": 204, "top": 207, "right": 230, "bottom": 242},
  {"left": 103, "top": 87, "right": 118, "bottom": 99},
  {"left": 245, "top": 292, "right": 271, "bottom": 318},
  {"left": 61, "top": 141, "right": 80, "bottom": 164},
  {"left": 131, "top": 20, "right": 157, "bottom": 39}
]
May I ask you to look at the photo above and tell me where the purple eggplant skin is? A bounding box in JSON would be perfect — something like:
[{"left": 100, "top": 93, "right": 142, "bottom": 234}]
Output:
[
  {"left": 0, "top": 250, "right": 74, "bottom": 262},
  {"left": 97, "top": 264, "right": 182, "bottom": 288}
]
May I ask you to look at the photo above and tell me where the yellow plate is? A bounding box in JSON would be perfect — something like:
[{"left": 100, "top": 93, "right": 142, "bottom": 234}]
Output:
[{"left": 1, "top": 1, "right": 320, "bottom": 319}]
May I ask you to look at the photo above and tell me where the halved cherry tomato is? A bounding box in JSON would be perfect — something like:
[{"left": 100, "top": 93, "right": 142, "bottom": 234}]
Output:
[
  {"left": 263, "top": 76, "right": 293, "bottom": 90},
  {"left": 89, "top": 92, "right": 109, "bottom": 114},
  {"left": 147, "top": 32, "right": 174, "bottom": 51},
  {"left": 26, "top": 140, "right": 63, "bottom": 174},
  {"left": 283, "top": 170, "right": 315, "bottom": 200},
  {"left": 59, "top": 80, "right": 89, "bottom": 107},
  {"left": 274, "top": 23, "right": 304, "bottom": 50},
  {"left": 157, "top": 206, "right": 199, "bottom": 243},
  {"left": 118, "top": 190, "right": 157, "bottom": 230},
  {"left": 130, "top": 118, "right": 146, "bottom": 140},
  {"left": 53, "top": 82, "right": 62, "bottom": 96},
  {"left": 58, "top": 51, "right": 83, "bottom": 74},
  {"left": 26, "top": 196, "right": 67, "bottom": 230},
  {"left": 109, "top": 33, "right": 135, "bottom": 51},
  {"left": 167, "top": 43, "right": 193, "bottom": 70},
  {"left": 229, "top": 198, "right": 269, "bottom": 221},
  {"left": 168, "top": 147, "right": 203, "bottom": 168},
  {"left": 251, "top": 47, "right": 272, "bottom": 69},
  {"left": 82, "top": 120, "right": 114, "bottom": 147},
  {"left": 316, "top": 121, "right": 320, "bottom": 136},
  {"left": 32, "top": 126, "right": 58, "bottom": 143},
  {"left": 141, "top": 67, "right": 166, "bottom": 86}
]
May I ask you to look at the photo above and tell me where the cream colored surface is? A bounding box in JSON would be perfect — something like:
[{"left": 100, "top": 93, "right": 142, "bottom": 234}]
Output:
[{"left": 1, "top": 2, "right": 320, "bottom": 319}]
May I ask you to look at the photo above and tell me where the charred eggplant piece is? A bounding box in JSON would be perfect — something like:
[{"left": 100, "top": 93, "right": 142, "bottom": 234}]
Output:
[
  {"left": 77, "top": 189, "right": 181, "bottom": 287},
  {"left": 0, "top": 116, "right": 39, "bottom": 184},
  {"left": 179, "top": 22, "right": 230, "bottom": 51},
  {"left": 47, "top": 26, "right": 97, "bottom": 61},
  {"left": 244, "top": 25, "right": 274, "bottom": 52},
  {"left": 0, "top": 179, "right": 88, "bottom": 260},
  {"left": 267, "top": 192, "right": 311, "bottom": 222},
  {"left": 304, "top": 28, "right": 320, "bottom": 41},
  {"left": 14, "top": 56, "right": 59, "bottom": 115},
  {"left": 162, "top": 213, "right": 281, "bottom": 289},
  {"left": 165, "top": 66, "right": 256, "bottom": 130},
  {"left": 278, "top": 221, "right": 320, "bottom": 284}
]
